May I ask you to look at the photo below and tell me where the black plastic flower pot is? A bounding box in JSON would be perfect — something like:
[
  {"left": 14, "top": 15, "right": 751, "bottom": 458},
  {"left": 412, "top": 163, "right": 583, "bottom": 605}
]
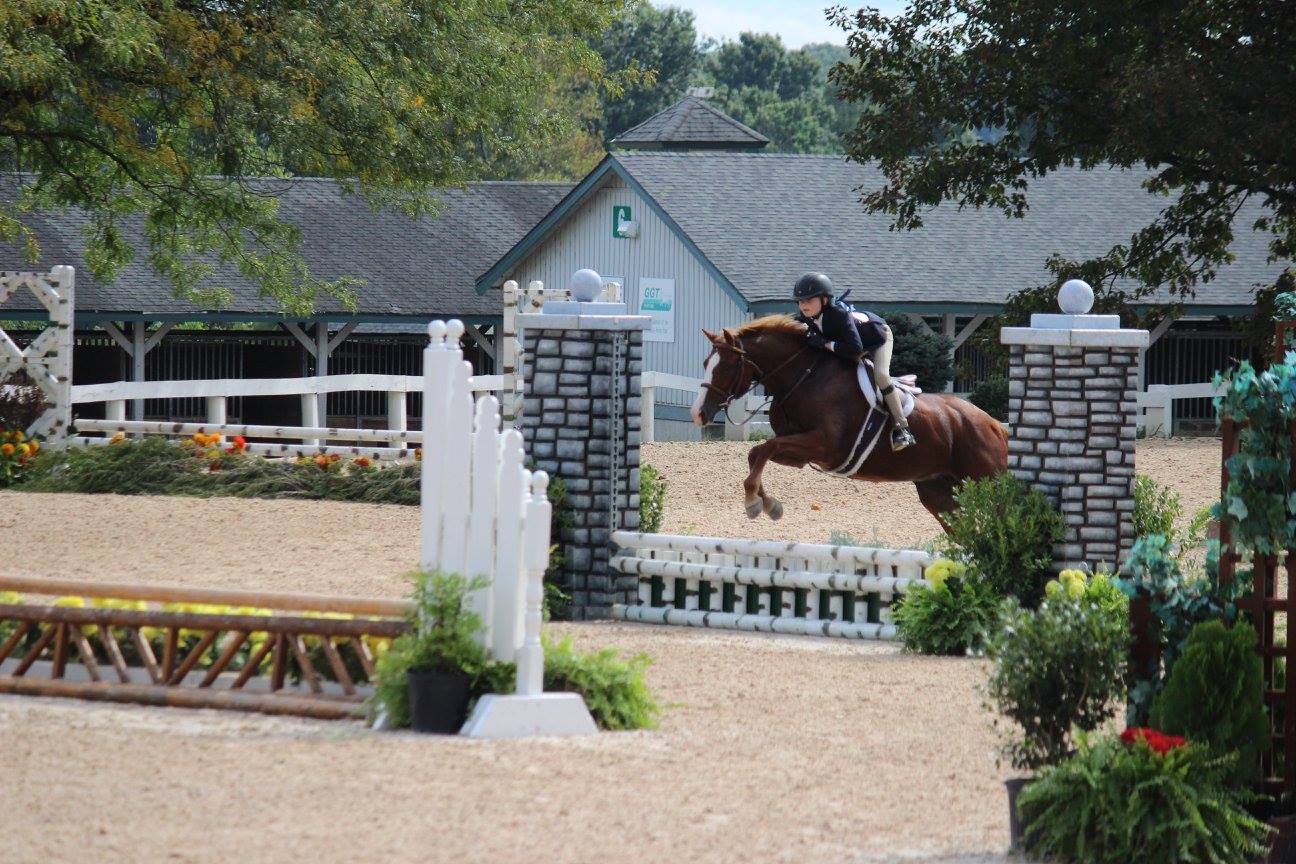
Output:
[
  {"left": 1005, "top": 776, "right": 1034, "bottom": 852},
  {"left": 407, "top": 669, "right": 472, "bottom": 734}
]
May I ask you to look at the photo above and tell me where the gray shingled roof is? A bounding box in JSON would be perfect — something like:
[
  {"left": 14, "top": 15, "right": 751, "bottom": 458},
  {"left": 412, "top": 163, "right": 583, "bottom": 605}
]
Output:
[
  {"left": 0, "top": 176, "right": 571, "bottom": 319},
  {"left": 612, "top": 97, "right": 769, "bottom": 150},
  {"left": 614, "top": 152, "right": 1283, "bottom": 309}
]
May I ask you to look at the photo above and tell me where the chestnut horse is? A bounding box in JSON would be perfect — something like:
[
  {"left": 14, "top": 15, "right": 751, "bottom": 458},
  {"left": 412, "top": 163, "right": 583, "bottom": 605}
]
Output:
[{"left": 690, "top": 316, "right": 1007, "bottom": 527}]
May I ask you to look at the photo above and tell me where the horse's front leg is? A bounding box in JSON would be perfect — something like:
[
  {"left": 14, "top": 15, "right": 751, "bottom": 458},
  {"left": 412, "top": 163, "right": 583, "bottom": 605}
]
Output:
[{"left": 744, "top": 431, "right": 830, "bottom": 520}]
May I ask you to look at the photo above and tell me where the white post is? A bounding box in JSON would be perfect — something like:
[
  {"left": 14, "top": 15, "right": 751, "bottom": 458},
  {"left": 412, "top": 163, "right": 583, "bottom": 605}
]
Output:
[
  {"left": 439, "top": 350, "right": 474, "bottom": 577},
  {"left": 131, "top": 321, "right": 146, "bottom": 423},
  {"left": 466, "top": 394, "right": 501, "bottom": 646},
  {"left": 517, "top": 471, "right": 550, "bottom": 697},
  {"left": 386, "top": 390, "right": 406, "bottom": 449},
  {"left": 205, "top": 396, "right": 226, "bottom": 426},
  {"left": 942, "top": 313, "right": 957, "bottom": 393},
  {"left": 106, "top": 400, "right": 126, "bottom": 424},
  {"left": 492, "top": 429, "right": 528, "bottom": 662},
  {"left": 641, "top": 384, "right": 656, "bottom": 444},
  {"left": 315, "top": 323, "right": 329, "bottom": 427},
  {"left": 501, "top": 281, "right": 521, "bottom": 427},
  {"left": 299, "top": 393, "right": 319, "bottom": 447},
  {"left": 421, "top": 321, "right": 458, "bottom": 571},
  {"left": 724, "top": 410, "right": 750, "bottom": 441}
]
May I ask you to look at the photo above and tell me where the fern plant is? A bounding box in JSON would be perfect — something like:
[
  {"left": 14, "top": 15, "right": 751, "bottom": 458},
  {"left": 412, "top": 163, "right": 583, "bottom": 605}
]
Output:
[
  {"left": 543, "top": 633, "right": 659, "bottom": 731},
  {"left": 1019, "top": 733, "right": 1271, "bottom": 864}
]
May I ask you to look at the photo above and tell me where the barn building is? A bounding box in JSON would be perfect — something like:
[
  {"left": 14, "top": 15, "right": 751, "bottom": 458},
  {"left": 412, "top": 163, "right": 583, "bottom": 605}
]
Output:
[{"left": 478, "top": 98, "right": 1280, "bottom": 439}]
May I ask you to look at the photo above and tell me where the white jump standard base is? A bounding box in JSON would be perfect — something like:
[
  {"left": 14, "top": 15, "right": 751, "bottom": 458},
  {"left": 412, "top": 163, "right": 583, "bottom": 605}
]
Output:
[{"left": 460, "top": 693, "right": 597, "bottom": 739}]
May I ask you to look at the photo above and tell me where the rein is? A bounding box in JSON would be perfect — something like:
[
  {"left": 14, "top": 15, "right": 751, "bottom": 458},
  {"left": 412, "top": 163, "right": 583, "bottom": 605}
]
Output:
[{"left": 704, "top": 335, "right": 819, "bottom": 425}]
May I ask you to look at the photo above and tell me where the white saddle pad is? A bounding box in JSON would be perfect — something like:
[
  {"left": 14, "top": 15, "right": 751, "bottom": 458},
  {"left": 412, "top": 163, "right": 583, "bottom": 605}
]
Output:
[{"left": 857, "top": 360, "right": 920, "bottom": 418}]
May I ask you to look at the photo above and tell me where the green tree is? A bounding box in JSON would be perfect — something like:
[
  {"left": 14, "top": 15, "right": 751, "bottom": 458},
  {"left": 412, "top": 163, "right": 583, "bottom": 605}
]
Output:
[
  {"left": 596, "top": 2, "right": 699, "bottom": 144},
  {"left": 830, "top": 0, "right": 1296, "bottom": 324},
  {"left": 0, "top": 0, "right": 624, "bottom": 314}
]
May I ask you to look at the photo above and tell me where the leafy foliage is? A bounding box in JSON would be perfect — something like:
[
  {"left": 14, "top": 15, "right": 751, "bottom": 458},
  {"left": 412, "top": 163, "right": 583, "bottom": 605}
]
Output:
[
  {"left": 1019, "top": 733, "right": 1271, "bottom": 864},
  {"left": 1116, "top": 535, "right": 1247, "bottom": 723},
  {"left": 543, "top": 633, "right": 659, "bottom": 731},
  {"left": 595, "top": 3, "right": 700, "bottom": 145},
  {"left": 829, "top": 1, "right": 1296, "bottom": 324},
  {"left": 885, "top": 314, "right": 955, "bottom": 393},
  {"left": 893, "top": 560, "right": 999, "bottom": 655},
  {"left": 639, "top": 463, "right": 667, "bottom": 534},
  {"left": 0, "top": 374, "right": 45, "bottom": 431},
  {"left": 1214, "top": 352, "right": 1296, "bottom": 555},
  {"left": 986, "top": 594, "right": 1129, "bottom": 771},
  {"left": 22, "top": 436, "right": 422, "bottom": 503},
  {"left": 0, "top": 0, "right": 624, "bottom": 313},
  {"left": 942, "top": 472, "right": 1065, "bottom": 607},
  {"left": 368, "top": 570, "right": 498, "bottom": 729},
  {"left": 1133, "top": 475, "right": 1182, "bottom": 542},
  {"left": 969, "top": 375, "right": 1007, "bottom": 421},
  {"left": 1151, "top": 620, "right": 1268, "bottom": 788}
]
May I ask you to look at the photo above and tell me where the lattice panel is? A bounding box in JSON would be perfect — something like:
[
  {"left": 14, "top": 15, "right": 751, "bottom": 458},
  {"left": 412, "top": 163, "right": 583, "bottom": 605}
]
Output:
[{"left": 0, "top": 267, "right": 74, "bottom": 443}]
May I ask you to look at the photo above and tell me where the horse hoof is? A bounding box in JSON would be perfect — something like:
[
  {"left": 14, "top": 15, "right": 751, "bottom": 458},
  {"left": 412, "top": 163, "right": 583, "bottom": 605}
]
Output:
[
  {"left": 766, "top": 500, "right": 784, "bottom": 521},
  {"left": 745, "top": 500, "right": 763, "bottom": 519}
]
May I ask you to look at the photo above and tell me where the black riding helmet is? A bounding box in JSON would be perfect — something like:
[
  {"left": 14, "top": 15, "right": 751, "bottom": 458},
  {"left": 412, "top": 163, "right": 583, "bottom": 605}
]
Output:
[{"left": 793, "top": 272, "right": 834, "bottom": 301}]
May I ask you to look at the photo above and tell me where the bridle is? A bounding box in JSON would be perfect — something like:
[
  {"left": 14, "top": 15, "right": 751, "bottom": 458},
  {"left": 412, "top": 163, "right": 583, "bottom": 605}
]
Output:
[{"left": 701, "top": 334, "right": 820, "bottom": 425}]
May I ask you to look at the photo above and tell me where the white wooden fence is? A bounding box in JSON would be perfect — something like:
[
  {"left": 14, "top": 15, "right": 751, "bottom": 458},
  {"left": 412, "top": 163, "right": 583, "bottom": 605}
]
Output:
[
  {"left": 1137, "top": 381, "right": 1224, "bottom": 437},
  {"left": 610, "top": 531, "right": 932, "bottom": 641},
  {"left": 68, "top": 372, "right": 504, "bottom": 460}
]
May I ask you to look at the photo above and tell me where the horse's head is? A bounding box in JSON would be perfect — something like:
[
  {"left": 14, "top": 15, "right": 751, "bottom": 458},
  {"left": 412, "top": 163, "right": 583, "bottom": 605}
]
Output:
[{"left": 690, "top": 328, "right": 756, "bottom": 427}]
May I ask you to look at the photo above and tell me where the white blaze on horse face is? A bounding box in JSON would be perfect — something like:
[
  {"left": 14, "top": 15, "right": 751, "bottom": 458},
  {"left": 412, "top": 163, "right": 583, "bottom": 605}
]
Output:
[{"left": 691, "top": 353, "right": 720, "bottom": 426}]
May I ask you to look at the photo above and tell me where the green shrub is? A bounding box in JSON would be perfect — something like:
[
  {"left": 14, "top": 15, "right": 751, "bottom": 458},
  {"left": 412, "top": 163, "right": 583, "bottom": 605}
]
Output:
[
  {"left": 942, "top": 472, "right": 1065, "bottom": 607},
  {"left": 1019, "top": 733, "right": 1270, "bottom": 864},
  {"left": 887, "top": 313, "right": 954, "bottom": 393},
  {"left": 543, "top": 633, "right": 659, "bottom": 730},
  {"left": 893, "top": 561, "right": 999, "bottom": 655},
  {"left": 986, "top": 594, "right": 1129, "bottom": 770},
  {"left": 1151, "top": 619, "right": 1267, "bottom": 788},
  {"left": 367, "top": 570, "right": 501, "bottom": 729},
  {"left": 0, "top": 373, "right": 45, "bottom": 431},
  {"left": 1133, "top": 474, "right": 1181, "bottom": 541},
  {"left": 1044, "top": 568, "right": 1129, "bottom": 625},
  {"left": 1116, "top": 534, "right": 1249, "bottom": 723},
  {"left": 639, "top": 464, "right": 667, "bottom": 534},
  {"left": 544, "top": 474, "right": 572, "bottom": 617},
  {"left": 969, "top": 375, "right": 1008, "bottom": 422}
]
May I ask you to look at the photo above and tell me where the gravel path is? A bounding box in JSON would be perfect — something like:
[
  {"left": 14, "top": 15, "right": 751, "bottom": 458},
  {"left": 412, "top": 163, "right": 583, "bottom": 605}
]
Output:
[{"left": 0, "top": 437, "right": 1219, "bottom": 863}]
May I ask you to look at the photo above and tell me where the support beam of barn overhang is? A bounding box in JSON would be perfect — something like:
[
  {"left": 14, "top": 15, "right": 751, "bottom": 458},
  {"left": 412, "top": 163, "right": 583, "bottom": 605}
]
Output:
[
  {"left": 99, "top": 320, "right": 177, "bottom": 421},
  {"left": 1138, "top": 314, "right": 1179, "bottom": 392},
  {"left": 464, "top": 325, "right": 497, "bottom": 364}
]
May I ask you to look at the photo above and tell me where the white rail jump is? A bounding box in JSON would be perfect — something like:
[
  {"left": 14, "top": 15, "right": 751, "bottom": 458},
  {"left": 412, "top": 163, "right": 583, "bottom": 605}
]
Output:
[{"left": 610, "top": 531, "right": 932, "bottom": 641}]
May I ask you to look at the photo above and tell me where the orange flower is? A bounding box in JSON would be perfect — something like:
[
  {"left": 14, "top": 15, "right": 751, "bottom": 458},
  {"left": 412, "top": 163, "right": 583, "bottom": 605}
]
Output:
[
  {"left": 0, "top": 443, "right": 13, "bottom": 457},
  {"left": 314, "top": 455, "right": 329, "bottom": 469},
  {"left": 27, "top": 439, "right": 38, "bottom": 453},
  {"left": 353, "top": 456, "right": 371, "bottom": 468},
  {"left": 328, "top": 453, "right": 341, "bottom": 462},
  {"left": 414, "top": 447, "right": 422, "bottom": 460},
  {"left": 110, "top": 432, "right": 125, "bottom": 444}
]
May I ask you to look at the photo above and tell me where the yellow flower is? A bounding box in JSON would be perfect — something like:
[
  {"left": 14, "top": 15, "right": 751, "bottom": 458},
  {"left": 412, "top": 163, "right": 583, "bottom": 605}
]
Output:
[
  {"left": 18, "top": 442, "right": 30, "bottom": 456},
  {"left": 13, "top": 430, "right": 23, "bottom": 442},
  {"left": 110, "top": 432, "right": 125, "bottom": 444},
  {"left": 923, "top": 558, "right": 966, "bottom": 591},
  {"left": 0, "top": 590, "right": 22, "bottom": 606},
  {"left": 1059, "top": 569, "right": 1088, "bottom": 599}
]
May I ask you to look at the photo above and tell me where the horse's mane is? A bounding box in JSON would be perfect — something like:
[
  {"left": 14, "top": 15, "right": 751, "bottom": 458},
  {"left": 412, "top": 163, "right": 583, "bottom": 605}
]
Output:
[{"left": 731, "top": 315, "right": 806, "bottom": 338}]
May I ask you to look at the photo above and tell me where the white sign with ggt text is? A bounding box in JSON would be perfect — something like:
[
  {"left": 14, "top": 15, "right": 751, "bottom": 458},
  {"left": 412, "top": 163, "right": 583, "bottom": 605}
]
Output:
[{"left": 637, "top": 278, "right": 675, "bottom": 343}]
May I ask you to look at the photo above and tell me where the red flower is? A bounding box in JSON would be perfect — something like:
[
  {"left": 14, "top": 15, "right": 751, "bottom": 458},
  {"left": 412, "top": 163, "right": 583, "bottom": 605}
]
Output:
[
  {"left": 234, "top": 435, "right": 247, "bottom": 446},
  {"left": 1121, "top": 727, "right": 1188, "bottom": 755},
  {"left": 208, "top": 461, "right": 222, "bottom": 472}
]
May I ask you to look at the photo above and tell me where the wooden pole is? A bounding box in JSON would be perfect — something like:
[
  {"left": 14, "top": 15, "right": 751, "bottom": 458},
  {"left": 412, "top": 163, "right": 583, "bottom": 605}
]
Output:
[{"left": 0, "top": 574, "right": 411, "bottom": 618}]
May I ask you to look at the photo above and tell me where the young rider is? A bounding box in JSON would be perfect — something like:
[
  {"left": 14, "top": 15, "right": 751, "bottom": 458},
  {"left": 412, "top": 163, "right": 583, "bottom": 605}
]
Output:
[{"left": 792, "top": 272, "right": 917, "bottom": 451}]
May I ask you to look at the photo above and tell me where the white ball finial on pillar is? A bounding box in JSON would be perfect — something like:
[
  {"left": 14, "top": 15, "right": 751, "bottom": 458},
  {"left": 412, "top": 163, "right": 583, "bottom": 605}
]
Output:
[
  {"left": 1058, "top": 279, "right": 1095, "bottom": 315},
  {"left": 571, "top": 268, "right": 602, "bottom": 302}
]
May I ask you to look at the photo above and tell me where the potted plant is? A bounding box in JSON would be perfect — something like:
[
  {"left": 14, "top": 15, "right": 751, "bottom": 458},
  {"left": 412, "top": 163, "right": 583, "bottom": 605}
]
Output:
[
  {"left": 984, "top": 570, "right": 1129, "bottom": 849},
  {"left": 369, "top": 570, "right": 506, "bottom": 733}
]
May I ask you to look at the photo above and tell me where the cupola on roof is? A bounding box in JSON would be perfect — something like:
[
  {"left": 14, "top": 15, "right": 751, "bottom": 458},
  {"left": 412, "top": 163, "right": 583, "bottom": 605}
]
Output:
[{"left": 611, "top": 96, "right": 769, "bottom": 151}]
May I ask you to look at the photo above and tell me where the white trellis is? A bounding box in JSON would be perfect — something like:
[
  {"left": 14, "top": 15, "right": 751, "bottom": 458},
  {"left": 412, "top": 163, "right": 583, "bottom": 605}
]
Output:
[
  {"left": 420, "top": 320, "right": 596, "bottom": 738},
  {"left": 0, "top": 267, "right": 75, "bottom": 443}
]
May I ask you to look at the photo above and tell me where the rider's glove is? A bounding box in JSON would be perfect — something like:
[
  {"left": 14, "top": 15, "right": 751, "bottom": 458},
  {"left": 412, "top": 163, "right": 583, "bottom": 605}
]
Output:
[{"left": 805, "top": 331, "right": 828, "bottom": 350}]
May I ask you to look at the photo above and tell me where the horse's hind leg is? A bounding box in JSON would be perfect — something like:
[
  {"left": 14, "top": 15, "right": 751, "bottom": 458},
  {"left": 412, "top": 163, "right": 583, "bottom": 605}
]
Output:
[{"left": 914, "top": 476, "right": 960, "bottom": 533}]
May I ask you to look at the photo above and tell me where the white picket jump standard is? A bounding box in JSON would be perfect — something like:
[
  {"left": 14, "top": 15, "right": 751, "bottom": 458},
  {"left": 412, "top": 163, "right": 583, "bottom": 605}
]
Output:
[
  {"left": 418, "top": 320, "right": 596, "bottom": 737},
  {"left": 0, "top": 267, "right": 75, "bottom": 444}
]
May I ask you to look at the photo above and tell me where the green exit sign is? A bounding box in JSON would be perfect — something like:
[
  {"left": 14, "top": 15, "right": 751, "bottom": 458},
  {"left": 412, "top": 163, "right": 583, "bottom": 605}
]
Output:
[{"left": 612, "top": 205, "right": 633, "bottom": 238}]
